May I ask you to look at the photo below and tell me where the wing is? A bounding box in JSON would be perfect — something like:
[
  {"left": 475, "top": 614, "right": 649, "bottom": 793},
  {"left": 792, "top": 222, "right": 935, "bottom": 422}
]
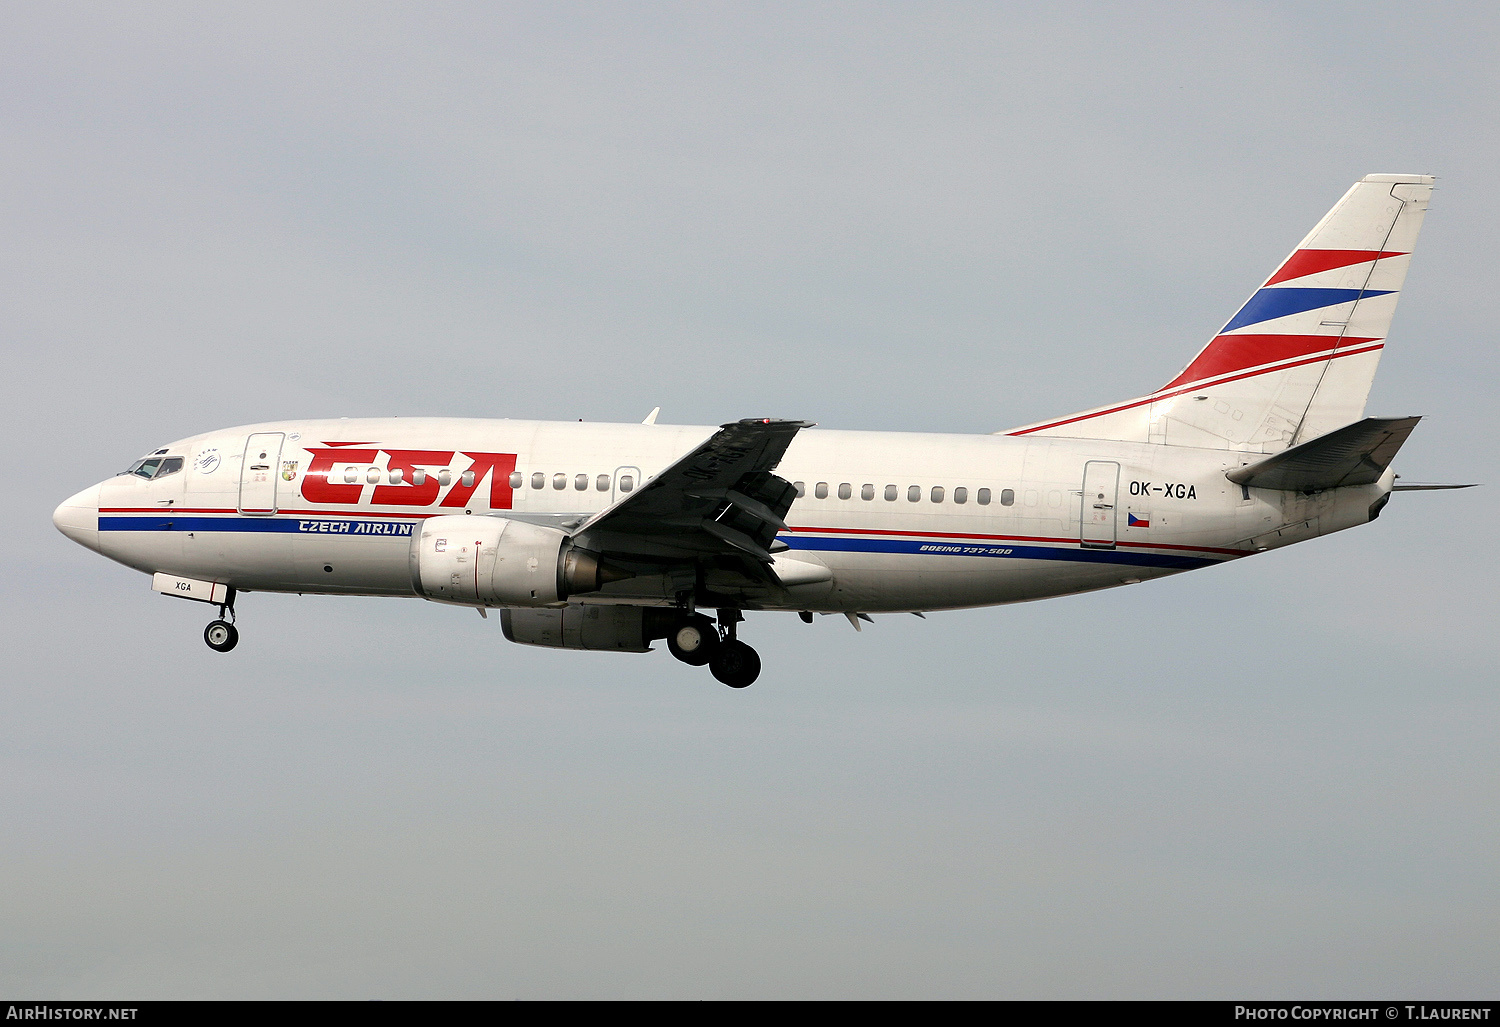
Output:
[{"left": 573, "top": 418, "right": 812, "bottom": 565}]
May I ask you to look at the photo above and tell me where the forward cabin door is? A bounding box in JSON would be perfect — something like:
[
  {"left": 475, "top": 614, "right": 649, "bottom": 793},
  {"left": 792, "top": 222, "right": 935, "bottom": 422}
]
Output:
[
  {"left": 1080, "top": 460, "right": 1119, "bottom": 549},
  {"left": 239, "top": 432, "right": 286, "bottom": 515}
]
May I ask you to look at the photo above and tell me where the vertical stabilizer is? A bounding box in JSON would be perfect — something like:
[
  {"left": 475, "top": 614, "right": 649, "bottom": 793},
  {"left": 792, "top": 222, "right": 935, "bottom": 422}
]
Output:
[{"left": 1006, "top": 175, "right": 1433, "bottom": 452}]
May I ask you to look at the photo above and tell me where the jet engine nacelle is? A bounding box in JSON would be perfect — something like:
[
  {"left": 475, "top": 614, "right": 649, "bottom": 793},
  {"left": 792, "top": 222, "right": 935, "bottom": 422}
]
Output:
[
  {"left": 408, "top": 515, "right": 618, "bottom": 607},
  {"left": 501, "top": 606, "right": 670, "bottom": 653}
]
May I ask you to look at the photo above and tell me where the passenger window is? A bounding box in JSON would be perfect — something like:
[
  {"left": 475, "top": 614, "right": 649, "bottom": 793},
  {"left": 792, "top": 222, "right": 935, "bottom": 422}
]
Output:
[
  {"left": 793, "top": 481, "right": 806, "bottom": 498},
  {"left": 1000, "top": 488, "right": 1014, "bottom": 506},
  {"left": 884, "top": 485, "right": 897, "bottom": 501},
  {"left": 389, "top": 468, "right": 404, "bottom": 484},
  {"left": 978, "top": 488, "right": 992, "bottom": 505},
  {"left": 597, "top": 474, "right": 610, "bottom": 491},
  {"left": 619, "top": 474, "right": 634, "bottom": 492},
  {"left": 509, "top": 471, "right": 522, "bottom": 489},
  {"left": 532, "top": 472, "right": 545, "bottom": 489},
  {"left": 931, "top": 486, "right": 944, "bottom": 503},
  {"left": 1048, "top": 490, "right": 1062, "bottom": 508},
  {"left": 815, "top": 482, "right": 828, "bottom": 499},
  {"left": 907, "top": 485, "right": 921, "bottom": 502},
  {"left": 461, "top": 470, "right": 476, "bottom": 488},
  {"left": 1025, "top": 490, "right": 1039, "bottom": 507},
  {"left": 366, "top": 467, "right": 381, "bottom": 484},
  {"left": 954, "top": 486, "right": 968, "bottom": 504},
  {"left": 861, "top": 484, "right": 874, "bottom": 501},
  {"left": 413, "top": 469, "right": 427, "bottom": 486},
  {"left": 575, "top": 473, "right": 588, "bottom": 491},
  {"left": 838, "top": 483, "right": 851, "bottom": 500},
  {"left": 343, "top": 466, "right": 359, "bottom": 484},
  {"left": 438, "top": 470, "right": 452, "bottom": 487},
  {"left": 553, "top": 473, "right": 566, "bottom": 490}
]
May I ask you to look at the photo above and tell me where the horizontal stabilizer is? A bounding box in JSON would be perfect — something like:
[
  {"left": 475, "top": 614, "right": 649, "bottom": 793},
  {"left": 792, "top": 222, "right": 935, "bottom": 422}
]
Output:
[
  {"left": 1392, "top": 482, "right": 1479, "bottom": 491},
  {"left": 1227, "top": 416, "right": 1420, "bottom": 492}
]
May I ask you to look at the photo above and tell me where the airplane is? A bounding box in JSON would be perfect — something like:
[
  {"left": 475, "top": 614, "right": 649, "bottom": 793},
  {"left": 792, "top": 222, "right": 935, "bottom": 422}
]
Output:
[{"left": 53, "top": 173, "right": 1464, "bottom": 688}]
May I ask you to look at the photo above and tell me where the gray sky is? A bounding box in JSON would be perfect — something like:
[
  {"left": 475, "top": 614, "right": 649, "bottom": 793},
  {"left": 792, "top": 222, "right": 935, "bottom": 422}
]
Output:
[{"left": 3, "top": 1, "right": 1497, "bottom": 999}]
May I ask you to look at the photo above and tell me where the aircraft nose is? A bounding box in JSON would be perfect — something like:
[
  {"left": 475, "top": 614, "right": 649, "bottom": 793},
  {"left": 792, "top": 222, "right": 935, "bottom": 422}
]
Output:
[{"left": 53, "top": 484, "right": 101, "bottom": 552}]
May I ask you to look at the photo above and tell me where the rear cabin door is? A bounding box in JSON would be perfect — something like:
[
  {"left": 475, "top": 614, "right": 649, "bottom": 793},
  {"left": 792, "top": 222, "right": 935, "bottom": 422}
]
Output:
[
  {"left": 239, "top": 432, "right": 286, "bottom": 515},
  {"left": 1080, "top": 460, "right": 1120, "bottom": 549}
]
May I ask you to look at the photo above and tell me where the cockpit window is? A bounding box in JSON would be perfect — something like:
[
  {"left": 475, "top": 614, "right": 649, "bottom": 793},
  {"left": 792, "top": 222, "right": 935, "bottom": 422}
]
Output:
[{"left": 126, "top": 455, "right": 183, "bottom": 480}]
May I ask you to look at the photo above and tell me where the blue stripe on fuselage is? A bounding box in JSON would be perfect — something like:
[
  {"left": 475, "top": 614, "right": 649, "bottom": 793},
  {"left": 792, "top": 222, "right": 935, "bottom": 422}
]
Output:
[
  {"left": 783, "top": 534, "right": 1222, "bottom": 570},
  {"left": 99, "top": 517, "right": 1224, "bottom": 569},
  {"left": 99, "top": 516, "right": 416, "bottom": 537}
]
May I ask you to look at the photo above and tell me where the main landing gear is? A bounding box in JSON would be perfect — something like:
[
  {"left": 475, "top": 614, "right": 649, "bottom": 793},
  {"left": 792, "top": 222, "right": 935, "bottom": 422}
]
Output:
[
  {"left": 666, "top": 609, "right": 761, "bottom": 688},
  {"left": 203, "top": 590, "right": 239, "bottom": 653}
]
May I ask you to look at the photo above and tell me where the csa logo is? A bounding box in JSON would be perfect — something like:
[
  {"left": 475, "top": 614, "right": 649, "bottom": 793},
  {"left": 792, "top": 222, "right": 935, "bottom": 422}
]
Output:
[
  {"left": 300, "top": 444, "right": 518, "bottom": 510},
  {"left": 282, "top": 460, "right": 299, "bottom": 482},
  {"left": 195, "top": 448, "right": 221, "bottom": 474}
]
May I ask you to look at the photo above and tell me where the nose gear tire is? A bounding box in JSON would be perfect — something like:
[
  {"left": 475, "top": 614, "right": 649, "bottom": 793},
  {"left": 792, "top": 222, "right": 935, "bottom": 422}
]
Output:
[{"left": 204, "top": 620, "right": 239, "bottom": 652}]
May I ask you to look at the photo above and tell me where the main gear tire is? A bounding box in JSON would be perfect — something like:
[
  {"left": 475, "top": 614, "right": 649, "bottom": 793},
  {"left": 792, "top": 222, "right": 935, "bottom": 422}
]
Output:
[
  {"left": 709, "top": 639, "right": 761, "bottom": 688},
  {"left": 667, "top": 618, "right": 718, "bottom": 666}
]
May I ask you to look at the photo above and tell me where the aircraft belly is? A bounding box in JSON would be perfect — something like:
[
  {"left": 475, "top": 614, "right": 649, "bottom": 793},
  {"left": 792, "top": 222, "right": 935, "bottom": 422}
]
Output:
[
  {"left": 183, "top": 529, "right": 295, "bottom": 590},
  {"left": 807, "top": 552, "right": 1163, "bottom": 612},
  {"left": 290, "top": 526, "right": 413, "bottom": 594},
  {"left": 100, "top": 529, "right": 183, "bottom": 576},
  {"left": 122, "top": 515, "right": 416, "bottom": 595}
]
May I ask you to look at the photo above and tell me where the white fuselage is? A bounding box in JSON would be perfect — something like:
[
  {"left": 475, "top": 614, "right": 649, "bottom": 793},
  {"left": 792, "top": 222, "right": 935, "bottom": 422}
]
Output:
[{"left": 56, "top": 417, "right": 1392, "bottom": 614}]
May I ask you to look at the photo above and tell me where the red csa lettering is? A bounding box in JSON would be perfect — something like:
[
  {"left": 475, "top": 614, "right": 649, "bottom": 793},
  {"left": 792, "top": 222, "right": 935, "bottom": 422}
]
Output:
[
  {"left": 372, "top": 450, "right": 455, "bottom": 506},
  {"left": 301, "top": 447, "right": 377, "bottom": 504},
  {"left": 440, "top": 451, "right": 518, "bottom": 510}
]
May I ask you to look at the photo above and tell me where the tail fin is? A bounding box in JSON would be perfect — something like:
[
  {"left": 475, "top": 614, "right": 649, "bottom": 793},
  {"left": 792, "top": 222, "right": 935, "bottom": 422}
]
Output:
[{"left": 1006, "top": 174, "right": 1433, "bottom": 452}]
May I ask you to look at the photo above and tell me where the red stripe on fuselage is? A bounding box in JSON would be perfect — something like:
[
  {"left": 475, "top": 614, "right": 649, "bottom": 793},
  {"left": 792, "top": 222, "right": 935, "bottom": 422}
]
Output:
[
  {"left": 101, "top": 506, "right": 436, "bottom": 519},
  {"left": 1008, "top": 341, "right": 1384, "bottom": 436}
]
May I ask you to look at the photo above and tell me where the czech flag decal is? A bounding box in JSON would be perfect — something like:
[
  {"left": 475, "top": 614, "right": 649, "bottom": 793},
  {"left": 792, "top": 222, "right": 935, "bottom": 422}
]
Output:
[{"left": 1127, "top": 513, "right": 1150, "bottom": 528}]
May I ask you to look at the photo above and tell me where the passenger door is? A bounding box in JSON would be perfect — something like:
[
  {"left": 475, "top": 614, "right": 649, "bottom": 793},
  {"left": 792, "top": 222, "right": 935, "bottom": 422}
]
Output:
[
  {"left": 1080, "top": 460, "right": 1119, "bottom": 549},
  {"left": 238, "top": 432, "right": 286, "bottom": 515}
]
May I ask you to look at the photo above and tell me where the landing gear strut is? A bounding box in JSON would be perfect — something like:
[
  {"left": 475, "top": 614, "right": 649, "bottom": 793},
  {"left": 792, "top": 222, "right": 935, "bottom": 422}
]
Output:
[
  {"left": 203, "top": 589, "right": 239, "bottom": 653},
  {"left": 664, "top": 608, "right": 762, "bottom": 687}
]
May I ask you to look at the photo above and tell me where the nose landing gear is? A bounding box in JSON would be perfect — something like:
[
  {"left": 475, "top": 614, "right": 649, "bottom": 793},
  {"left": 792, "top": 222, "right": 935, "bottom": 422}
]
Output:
[
  {"left": 667, "top": 608, "right": 760, "bottom": 687},
  {"left": 203, "top": 591, "right": 239, "bottom": 653}
]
